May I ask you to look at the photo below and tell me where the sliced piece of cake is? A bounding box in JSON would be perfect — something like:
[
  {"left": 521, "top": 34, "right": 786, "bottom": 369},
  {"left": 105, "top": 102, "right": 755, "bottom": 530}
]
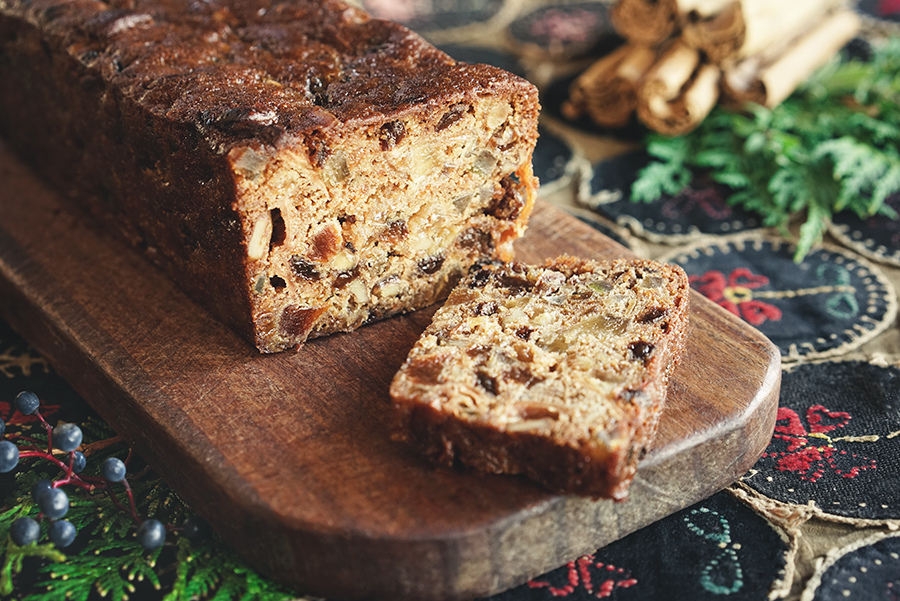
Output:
[{"left": 390, "top": 256, "right": 690, "bottom": 499}]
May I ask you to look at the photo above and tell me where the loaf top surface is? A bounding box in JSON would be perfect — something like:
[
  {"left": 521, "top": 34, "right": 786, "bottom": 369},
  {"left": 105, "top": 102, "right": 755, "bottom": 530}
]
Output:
[{"left": 5, "top": 0, "right": 535, "bottom": 147}]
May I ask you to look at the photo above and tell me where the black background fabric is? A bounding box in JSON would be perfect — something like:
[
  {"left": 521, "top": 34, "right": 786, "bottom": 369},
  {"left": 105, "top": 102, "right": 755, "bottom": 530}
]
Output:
[
  {"left": 808, "top": 534, "right": 900, "bottom": 600},
  {"left": 669, "top": 238, "right": 895, "bottom": 360},
  {"left": 488, "top": 492, "right": 788, "bottom": 601},
  {"left": 507, "top": 1, "right": 621, "bottom": 58},
  {"left": 586, "top": 150, "right": 762, "bottom": 238},
  {"left": 747, "top": 361, "right": 900, "bottom": 521}
]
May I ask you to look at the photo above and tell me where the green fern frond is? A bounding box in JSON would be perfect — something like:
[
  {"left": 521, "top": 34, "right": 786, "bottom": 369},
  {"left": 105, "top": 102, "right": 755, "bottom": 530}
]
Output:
[
  {"left": 629, "top": 37, "right": 900, "bottom": 261},
  {"left": 25, "top": 537, "right": 162, "bottom": 601},
  {"left": 631, "top": 160, "right": 691, "bottom": 201},
  {"left": 2, "top": 537, "right": 67, "bottom": 597}
]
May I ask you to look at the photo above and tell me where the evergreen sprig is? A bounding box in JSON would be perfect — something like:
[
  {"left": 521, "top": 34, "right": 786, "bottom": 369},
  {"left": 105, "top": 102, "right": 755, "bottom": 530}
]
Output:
[
  {"left": 0, "top": 506, "right": 66, "bottom": 596},
  {"left": 631, "top": 37, "right": 900, "bottom": 261},
  {"left": 164, "top": 537, "right": 297, "bottom": 601},
  {"left": 2, "top": 407, "right": 302, "bottom": 601},
  {"left": 27, "top": 539, "right": 163, "bottom": 601}
]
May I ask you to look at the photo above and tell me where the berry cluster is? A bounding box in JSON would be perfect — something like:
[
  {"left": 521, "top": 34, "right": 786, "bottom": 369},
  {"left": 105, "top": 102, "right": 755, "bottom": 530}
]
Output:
[{"left": 2, "top": 391, "right": 204, "bottom": 551}]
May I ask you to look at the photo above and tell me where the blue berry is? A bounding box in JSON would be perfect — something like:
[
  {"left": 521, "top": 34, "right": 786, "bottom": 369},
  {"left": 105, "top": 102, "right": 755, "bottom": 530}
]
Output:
[
  {"left": 31, "top": 479, "right": 53, "bottom": 502},
  {"left": 10, "top": 517, "right": 40, "bottom": 546},
  {"left": 0, "top": 440, "right": 19, "bottom": 473},
  {"left": 37, "top": 487, "right": 69, "bottom": 519},
  {"left": 52, "top": 423, "right": 83, "bottom": 453},
  {"left": 48, "top": 520, "right": 77, "bottom": 548},
  {"left": 0, "top": 416, "right": 5, "bottom": 437},
  {"left": 181, "top": 516, "right": 210, "bottom": 542},
  {"left": 71, "top": 451, "right": 87, "bottom": 474},
  {"left": 14, "top": 391, "right": 40, "bottom": 416},
  {"left": 136, "top": 519, "right": 166, "bottom": 550},
  {"left": 101, "top": 457, "right": 127, "bottom": 482}
]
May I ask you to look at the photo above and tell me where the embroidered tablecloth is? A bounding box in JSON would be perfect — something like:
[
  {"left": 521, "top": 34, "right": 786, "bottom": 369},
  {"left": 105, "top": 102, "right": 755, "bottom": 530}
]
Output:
[{"left": 2, "top": 1, "right": 900, "bottom": 599}]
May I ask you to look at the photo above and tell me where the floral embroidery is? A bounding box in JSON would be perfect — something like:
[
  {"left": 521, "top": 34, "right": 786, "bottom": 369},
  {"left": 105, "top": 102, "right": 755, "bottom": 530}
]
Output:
[
  {"left": 684, "top": 507, "right": 743, "bottom": 595},
  {"left": 528, "top": 554, "right": 637, "bottom": 598},
  {"left": 689, "top": 268, "right": 783, "bottom": 326},
  {"left": 816, "top": 263, "right": 859, "bottom": 319},
  {"left": 881, "top": 0, "right": 900, "bottom": 16},
  {"left": 529, "top": 9, "right": 599, "bottom": 43},
  {"left": 762, "top": 406, "right": 877, "bottom": 482},
  {"left": 661, "top": 186, "right": 732, "bottom": 221}
]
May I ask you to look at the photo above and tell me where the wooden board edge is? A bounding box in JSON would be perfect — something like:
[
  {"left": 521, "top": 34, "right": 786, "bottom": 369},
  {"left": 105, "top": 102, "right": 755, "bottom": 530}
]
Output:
[{"left": 0, "top": 140, "right": 785, "bottom": 600}]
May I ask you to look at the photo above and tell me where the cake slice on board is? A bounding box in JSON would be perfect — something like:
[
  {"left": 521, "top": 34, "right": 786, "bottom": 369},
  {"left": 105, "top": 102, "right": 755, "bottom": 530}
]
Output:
[{"left": 390, "top": 256, "right": 690, "bottom": 500}]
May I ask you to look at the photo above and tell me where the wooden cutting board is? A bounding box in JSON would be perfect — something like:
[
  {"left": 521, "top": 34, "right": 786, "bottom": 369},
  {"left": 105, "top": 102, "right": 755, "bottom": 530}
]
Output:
[{"left": 0, "top": 143, "right": 780, "bottom": 601}]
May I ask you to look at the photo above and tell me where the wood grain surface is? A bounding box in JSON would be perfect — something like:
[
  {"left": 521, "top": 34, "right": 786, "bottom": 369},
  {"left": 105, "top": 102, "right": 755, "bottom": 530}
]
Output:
[{"left": 0, "top": 143, "right": 781, "bottom": 601}]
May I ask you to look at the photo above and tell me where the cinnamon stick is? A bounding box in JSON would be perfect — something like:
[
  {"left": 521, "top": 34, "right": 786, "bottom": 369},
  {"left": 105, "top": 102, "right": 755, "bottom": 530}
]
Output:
[
  {"left": 564, "top": 44, "right": 657, "bottom": 128},
  {"left": 722, "top": 10, "right": 861, "bottom": 108},
  {"left": 610, "top": 0, "right": 734, "bottom": 47},
  {"left": 636, "top": 40, "right": 721, "bottom": 136},
  {"left": 610, "top": 0, "right": 679, "bottom": 46},
  {"left": 682, "top": 0, "right": 844, "bottom": 63}
]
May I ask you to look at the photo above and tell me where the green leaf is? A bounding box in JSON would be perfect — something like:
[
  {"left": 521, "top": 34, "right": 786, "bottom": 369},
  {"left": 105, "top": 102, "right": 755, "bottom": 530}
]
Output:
[
  {"left": 626, "top": 37, "right": 900, "bottom": 261},
  {"left": 794, "top": 200, "right": 830, "bottom": 262},
  {"left": 631, "top": 161, "right": 690, "bottom": 202},
  {"left": 2, "top": 538, "right": 67, "bottom": 597}
]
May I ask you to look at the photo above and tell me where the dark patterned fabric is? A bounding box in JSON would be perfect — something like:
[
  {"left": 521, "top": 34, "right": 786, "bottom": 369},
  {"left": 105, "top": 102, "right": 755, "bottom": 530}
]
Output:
[
  {"left": 488, "top": 492, "right": 789, "bottom": 601},
  {"left": 533, "top": 126, "right": 576, "bottom": 190},
  {"left": 507, "top": 1, "right": 621, "bottom": 58},
  {"left": 583, "top": 150, "right": 762, "bottom": 241},
  {"left": 744, "top": 361, "right": 900, "bottom": 521},
  {"left": 829, "top": 193, "right": 900, "bottom": 267},
  {"left": 856, "top": 0, "right": 900, "bottom": 22},
  {"left": 806, "top": 533, "right": 900, "bottom": 600},
  {"left": 0, "top": 320, "right": 94, "bottom": 430},
  {"left": 663, "top": 236, "right": 897, "bottom": 361}
]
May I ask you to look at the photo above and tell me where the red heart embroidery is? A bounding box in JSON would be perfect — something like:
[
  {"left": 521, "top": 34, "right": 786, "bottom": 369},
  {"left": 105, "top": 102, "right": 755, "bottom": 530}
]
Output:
[
  {"left": 774, "top": 407, "right": 806, "bottom": 437},
  {"left": 727, "top": 267, "right": 769, "bottom": 290},
  {"left": 689, "top": 271, "right": 727, "bottom": 301},
  {"left": 806, "top": 404, "right": 851, "bottom": 434}
]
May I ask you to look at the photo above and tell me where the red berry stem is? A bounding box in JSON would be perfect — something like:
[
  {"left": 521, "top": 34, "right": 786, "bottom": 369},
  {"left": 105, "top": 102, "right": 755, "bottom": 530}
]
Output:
[
  {"left": 18, "top": 449, "right": 65, "bottom": 469},
  {"left": 105, "top": 484, "right": 141, "bottom": 525},
  {"left": 121, "top": 478, "right": 142, "bottom": 524},
  {"left": 33, "top": 410, "right": 53, "bottom": 452},
  {"left": 18, "top": 449, "right": 103, "bottom": 492}
]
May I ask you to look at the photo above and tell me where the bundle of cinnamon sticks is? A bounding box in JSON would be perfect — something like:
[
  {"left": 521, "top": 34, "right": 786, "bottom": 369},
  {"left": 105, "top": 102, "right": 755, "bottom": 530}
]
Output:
[{"left": 564, "top": 0, "right": 860, "bottom": 135}]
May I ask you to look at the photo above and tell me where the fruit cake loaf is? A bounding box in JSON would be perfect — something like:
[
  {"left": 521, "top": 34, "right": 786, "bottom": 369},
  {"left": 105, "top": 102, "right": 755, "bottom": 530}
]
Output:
[
  {"left": 390, "top": 257, "right": 690, "bottom": 500},
  {"left": 0, "top": 0, "right": 540, "bottom": 352}
]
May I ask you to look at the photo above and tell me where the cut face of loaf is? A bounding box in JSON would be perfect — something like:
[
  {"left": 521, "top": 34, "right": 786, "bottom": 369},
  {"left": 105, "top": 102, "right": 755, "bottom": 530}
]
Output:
[
  {"left": 0, "top": 0, "right": 540, "bottom": 352},
  {"left": 390, "top": 257, "right": 690, "bottom": 500}
]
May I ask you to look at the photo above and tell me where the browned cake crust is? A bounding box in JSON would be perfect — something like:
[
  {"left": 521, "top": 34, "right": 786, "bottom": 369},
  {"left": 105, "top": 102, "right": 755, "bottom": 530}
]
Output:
[
  {"left": 390, "top": 257, "right": 690, "bottom": 500},
  {"left": 0, "top": 0, "right": 539, "bottom": 352}
]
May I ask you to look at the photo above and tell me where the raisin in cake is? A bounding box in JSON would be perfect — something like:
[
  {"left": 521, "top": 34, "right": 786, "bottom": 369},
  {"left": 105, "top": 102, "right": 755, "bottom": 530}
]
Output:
[
  {"left": 390, "top": 257, "right": 690, "bottom": 500},
  {"left": 0, "top": 0, "right": 540, "bottom": 352}
]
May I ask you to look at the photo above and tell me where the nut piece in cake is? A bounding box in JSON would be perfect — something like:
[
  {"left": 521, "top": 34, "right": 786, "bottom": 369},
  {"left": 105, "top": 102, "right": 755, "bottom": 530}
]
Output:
[{"left": 390, "top": 257, "right": 690, "bottom": 500}]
